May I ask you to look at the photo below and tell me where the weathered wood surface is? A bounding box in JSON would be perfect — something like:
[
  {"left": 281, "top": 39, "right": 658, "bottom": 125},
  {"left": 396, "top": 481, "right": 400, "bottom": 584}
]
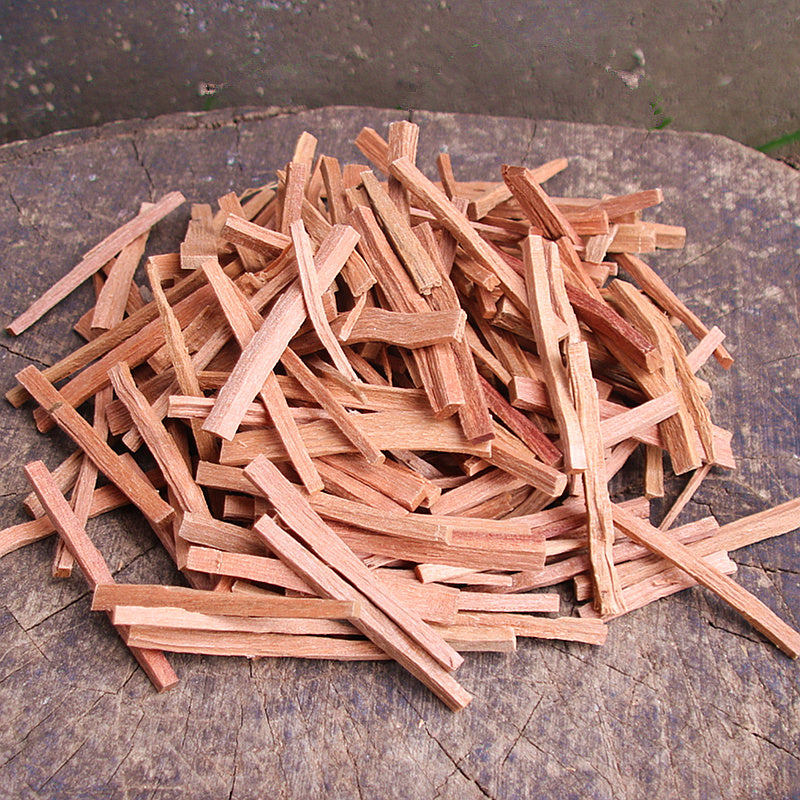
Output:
[{"left": 0, "top": 106, "right": 798, "bottom": 799}]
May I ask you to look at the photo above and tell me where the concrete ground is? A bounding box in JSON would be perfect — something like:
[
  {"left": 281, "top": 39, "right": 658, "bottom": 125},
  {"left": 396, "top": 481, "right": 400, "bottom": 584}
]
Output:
[{"left": 1, "top": 1, "right": 799, "bottom": 163}]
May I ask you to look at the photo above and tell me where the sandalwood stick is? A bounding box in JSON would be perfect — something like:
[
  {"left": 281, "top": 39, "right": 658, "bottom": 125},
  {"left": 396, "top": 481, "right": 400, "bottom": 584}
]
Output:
[
  {"left": 253, "top": 513, "right": 472, "bottom": 709},
  {"left": 24, "top": 461, "right": 178, "bottom": 691},
  {"left": 90, "top": 205, "right": 152, "bottom": 331},
  {"left": 522, "top": 234, "right": 586, "bottom": 473},
  {"left": 202, "top": 224, "right": 359, "bottom": 440},
  {"left": 244, "top": 455, "right": 464, "bottom": 673},
  {"left": 16, "top": 366, "right": 174, "bottom": 529},
  {"left": 612, "top": 504, "right": 800, "bottom": 658},
  {"left": 614, "top": 252, "right": 733, "bottom": 369},
  {"left": 8, "top": 191, "right": 185, "bottom": 335}
]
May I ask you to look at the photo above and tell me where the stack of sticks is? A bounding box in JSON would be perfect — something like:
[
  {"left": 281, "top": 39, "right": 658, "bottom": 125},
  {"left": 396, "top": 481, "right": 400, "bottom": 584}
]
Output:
[{"left": 3, "top": 122, "right": 800, "bottom": 711}]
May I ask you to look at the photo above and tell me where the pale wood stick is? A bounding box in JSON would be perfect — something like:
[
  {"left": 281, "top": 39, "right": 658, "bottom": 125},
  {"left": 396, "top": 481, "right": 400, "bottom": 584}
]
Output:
[
  {"left": 6, "top": 258, "right": 231, "bottom": 409},
  {"left": 647, "top": 221, "right": 687, "bottom": 249},
  {"left": 452, "top": 251, "right": 501, "bottom": 292},
  {"left": 108, "top": 362, "right": 209, "bottom": 517},
  {"left": 614, "top": 252, "right": 733, "bottom": 368},
  {"left": 659, "top": 463, "right": 713, "bottom": 530},
  {"left": 501, "top": 165, "right": 581, "bottom": 246},
  {"left": 92, "top": 582, "right": 356, "bottom": 619},
  {"left": 465, "top": 324, "right": 512, "bottom": 385},
  {"left": 23, "top": 449, "right": 83, "bottom": 517},
  {"left": 544, "top": 239, "right": 582, "bottom": 344},
  {"left": 34, "top": 282, "right": 224, "bottom": 434},
  {"left": 279, "top": 161, "right": 309, "bottom": 234},
  {"left": 245, "top": 455, "right": 465, "bottom": 674},
  {"left": 180, "top": 205, "right": 217, "bottom": 270},
  {"left": 591, "top": 330, "right": 701, "bottom": 476},
  {"left": 687, "top": 326, "right": 726, "bottom": 373},
  {"left": 606, "top": 223, "right": 656, "bottom": 253},
  {"left": 8, "top": 192, "right": 185, "bottom": 335},
  {"left": 291, "top": 131, "right": 317, "bottom": 168},
  {"left": 2, "top": 468, "right": 165, "bottom": 559},
  {"left": 471, "top": 313, "right": 533, "bottom": 379},
  {"left": 91, "top": 204, "right": 152, "bottom": 330},
  {"left": 314, "top": 459, "right": 409, "bottom": 516},
  {"left": 177, "top": 511, "right": 266, "bottom": 555},
  {"left": 361, "top": 169, "right": 443, "bottom": 295},
  {"left": 456, "top": 611, "right": 607, "bottom": 645},
  {"left": 111, "top": 605, "right": 355, "bottom": 635},
  {"left": 24, "top": 461, "right": 115, "bottom": 587},
  {"left": 598, "top": 393, "right": 681, "bottom": 449},
  {"left": 608, "top": 279, "right": 715, "bottom": 463},
  {"left": 199, "top": 256, "right": 324, "bottom": 494},
  {"left": 468, "top": 159, "right": 568, "bottom": 220},
  {"left": 373, "top": 569, "right": 460, "bottom": 625},
  {"left": 576, "top": 504, "right": 798, "bottom": 599},
  {"left": 200, "top": 257, "right": 263, "bottom": 340},
  {"left": 332, "top": 307, "right": 466, "bottom": 348},
  {"left": 578, "top": 550, "right": 737, "bottom": 620},
  {"left": 16, "top": 366, "right": 174, "bottom": 528},
  {"left": 517, "top": 517, "right": 717, "bottom": 594},
  {"left": 217, "top": 193, "right": 269, "bottom": 270},
  {"left": 146, "top": 261, "right": 218, "bottom": 462},
  {"left": 478, "top": 423, "right": 568, "bottom": 497},
  {"left": 565, "top": 208, "right": 610, "bottom": 237},
  {"left": 567, "top": 341, "right": 626, "bottom": 616},
  {"left": 273, "top": 371, "right": 432, "bottom": 412},
  {"left": 430, "top": 624, "right": 516, "bottom": 653},
  {"left": 290, "top": 219, "right": 359, "bottom": 381},
  {"left": 612, "top": 504, "right": 800, "bottom": 658},
  {"left": 354, "top": 126, "right": 390, "bottom": 174},
  {"left": 181, "top": 545, "right": 315, "bottom": 593},
  {"left": 317, "top": 453, "right": 432, "bottom": 512},
  {"left": 573, "top": 516, "right": 721, "bottom": 600},
  {"left": 387, "top": 157, "right": 520, "bottom": 300},
  {"left": 347, "top": 204, "right": 465, "bottom": 419},
  {"left": 53, "top": 386, "right": 112, "bottom": 577},
  {"left": 589, "top": 188, "right": 664, "bottom": 219},
  {"left": 644, "top": 444, "right": 665, "bottom": 499},
  {"left": 336, "top": 292, "right": 369, "bottom": 341},
  {"left": 280, "top": 348, "right": 384, "bottom": 465},
  {"left": 388, "top": 121, "right": 419, "bottom": 219},
  {"left": 308, "top": 493, "right": 449, "bottom": 543},
  {"left": 320, "top": 156, "right": 348, "bottom": 224},
  {"left": 221, "top": 214, "right": 291, "bottom": 257},
  {"left": 429, "top": 468, "right": 527, "bottom": 517},
  {"left": 522, "top": 234, "right": 586, "bottom": 473},
  {"left": 260, "top": 374, "right": 326, "bottom": 494},
  {"left": 415, "top": 565, "right": 513, "bottom": 587},
  {"left": 700, "top": 497, "right": 800, "bottom": 554},
  {"left": 435, "top": 151, "right": 458, "bottom": 200},
  {"left": 252, "top": 513, "right": 472, "bottom": 709},
  {"left": 214, "top": 422, "right": 505, "bottom": 488},
  {"left": 185, "top": 544, "right": 460, "bottom": 626},
  {"left": 331, "top": 524, "right": 545, "bottom": 573},
  {"left": 456, "top": 592, "right": 560, "bottom": 613},
  {"left": 122, "top": 626, "right": 384, "bottom": 660},
  {"left": 24, "top": 461, "right": 178, "bottom": 691},
  {"left": 301, "top": 197, "right": 376, "bottom": 296},
  {"left": 413, "top": 221, "right": 495, "bottom": 444},
  {"left": 202, "top": 225, "right": 359, "bottom": 440},
  {"left": 503, "top": 488, "right": 552, "bottom": 518}
]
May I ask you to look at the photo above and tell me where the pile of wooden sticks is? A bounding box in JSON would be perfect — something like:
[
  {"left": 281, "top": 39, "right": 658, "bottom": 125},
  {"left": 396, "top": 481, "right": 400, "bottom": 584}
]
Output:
[{"left": 4, "top": 121, "right": 799, "bottom": 710}]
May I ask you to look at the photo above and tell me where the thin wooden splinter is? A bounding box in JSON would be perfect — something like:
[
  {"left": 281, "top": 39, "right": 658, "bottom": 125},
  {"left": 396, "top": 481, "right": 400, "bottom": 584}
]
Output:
[{"left": 24, "top": 461, "right": 178, "bottom": 692}]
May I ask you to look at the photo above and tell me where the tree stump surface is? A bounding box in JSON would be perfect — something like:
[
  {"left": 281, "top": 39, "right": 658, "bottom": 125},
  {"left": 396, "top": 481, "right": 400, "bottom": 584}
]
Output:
[{"left": 0, "top": 106, "right": 797, "bottom": 800}]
